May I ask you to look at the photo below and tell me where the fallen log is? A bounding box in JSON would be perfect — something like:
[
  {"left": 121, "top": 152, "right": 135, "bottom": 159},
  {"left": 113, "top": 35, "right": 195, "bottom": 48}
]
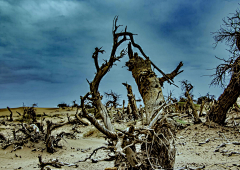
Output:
[{"left": 38, "top": 155, "right": 78, "bottom": 170}]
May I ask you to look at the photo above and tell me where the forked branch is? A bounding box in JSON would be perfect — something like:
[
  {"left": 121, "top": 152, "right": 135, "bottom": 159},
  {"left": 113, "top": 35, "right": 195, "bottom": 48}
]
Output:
[
  {"left": 92, "top": 47, "right": 105, "bottom": 72},
  {"left": 159, "top": 61, "right": 184, "bottom": 86}
]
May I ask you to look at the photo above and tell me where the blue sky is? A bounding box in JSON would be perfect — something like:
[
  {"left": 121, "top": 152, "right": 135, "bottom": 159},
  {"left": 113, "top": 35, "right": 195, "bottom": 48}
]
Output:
[{"left": 0, "top": 0, "right": 239, "bottom": 108}]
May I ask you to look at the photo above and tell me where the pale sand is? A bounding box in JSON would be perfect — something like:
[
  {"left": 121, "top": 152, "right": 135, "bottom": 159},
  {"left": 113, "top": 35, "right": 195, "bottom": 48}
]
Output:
[{"left": 0, "top": 107, "right": 240, "bottom": 170}]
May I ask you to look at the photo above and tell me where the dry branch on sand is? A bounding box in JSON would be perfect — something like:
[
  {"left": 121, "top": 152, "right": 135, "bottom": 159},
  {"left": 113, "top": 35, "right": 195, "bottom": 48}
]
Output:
[
  {"left": 38, "top": 155, "right": 78, "bottom": 170},
  {"left": 0, "top": 111, "right": 86, "bottom": 153}
]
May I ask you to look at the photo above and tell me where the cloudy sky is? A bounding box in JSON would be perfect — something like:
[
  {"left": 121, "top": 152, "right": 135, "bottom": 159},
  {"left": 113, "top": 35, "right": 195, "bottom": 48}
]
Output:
[{"left": 0, "top": 0, "right": 239, "bottom": 108}]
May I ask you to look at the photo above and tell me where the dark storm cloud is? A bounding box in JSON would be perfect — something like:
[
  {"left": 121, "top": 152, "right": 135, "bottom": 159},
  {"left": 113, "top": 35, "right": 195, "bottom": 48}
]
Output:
[
  {"left": 0, "top": 0, "right": 94, "bottom": 85},
  {"left": 0, "top": 0, "right": 239, "bottom": 108},
  {"left": 150, "top": 1, "right": 212, "bottom": 51}
]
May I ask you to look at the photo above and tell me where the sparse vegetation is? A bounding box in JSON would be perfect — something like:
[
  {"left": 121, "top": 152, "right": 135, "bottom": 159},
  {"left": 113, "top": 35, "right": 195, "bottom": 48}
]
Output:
[
  {"left": 57, "top": 103, "right": 69, "bottom": 108},
  {"left": 1, "top": 7, "right": 240, "bottom": 170}
]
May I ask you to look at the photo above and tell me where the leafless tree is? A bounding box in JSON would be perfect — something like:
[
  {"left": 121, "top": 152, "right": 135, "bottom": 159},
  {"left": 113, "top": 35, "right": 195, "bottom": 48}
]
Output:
[
  {"left": 80, "top": 16, "right": 183, "bottom": 169},
  {"left": 105, "top": 90, "right": 121, "bottom": 108},
  {"left": 181, "top": 80, "right": 202, "bottom": 124},
  {"left": 208, "top": 7, "right": 240, "bottom": 125}
]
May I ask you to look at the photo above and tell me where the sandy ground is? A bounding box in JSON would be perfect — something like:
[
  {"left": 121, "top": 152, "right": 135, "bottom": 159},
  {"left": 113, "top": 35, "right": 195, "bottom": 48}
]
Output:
[{"left": 0, "top": 107, "right": 240, "bottom": 170}]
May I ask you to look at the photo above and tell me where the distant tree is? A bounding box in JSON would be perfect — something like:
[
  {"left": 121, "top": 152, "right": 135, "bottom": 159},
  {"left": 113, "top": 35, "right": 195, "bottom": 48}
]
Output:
[
  {"left": 208, "top": 7, "right": 240, "bottom": 125},
  {"left": 57, "top": 103, "right": 69, "bottom": 108},
  {"left": 104, "top": 90, "right": 121, "bottom": 108},
  {"left": 71, "top": 100, "right": 79, "bottom": 107},
  {"left": 197, "top": 93, "right": 215, "bottom": 104},
  {"left": 181, "top": 80, "right": 201, "bottom": 124}
]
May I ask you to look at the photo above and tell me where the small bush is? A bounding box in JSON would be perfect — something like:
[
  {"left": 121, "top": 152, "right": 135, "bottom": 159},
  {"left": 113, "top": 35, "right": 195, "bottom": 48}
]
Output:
[{"left": 57, "top": 103, "right": 69, "bottom": 108}]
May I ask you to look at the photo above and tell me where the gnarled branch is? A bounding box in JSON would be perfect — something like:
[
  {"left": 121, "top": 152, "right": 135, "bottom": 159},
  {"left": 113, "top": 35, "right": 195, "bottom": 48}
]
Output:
[
  {"left": 159, "top": 61, "right": 184, "bottom": 87},
  {"left": 81, "top": 93, "right": 117, "bottom": 139}
]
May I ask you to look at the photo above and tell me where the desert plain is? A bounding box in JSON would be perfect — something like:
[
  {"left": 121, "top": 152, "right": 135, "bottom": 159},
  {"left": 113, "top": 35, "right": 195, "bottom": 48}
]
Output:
[{"left": 0, "top": 106, "right": 240, "bottom": 170}]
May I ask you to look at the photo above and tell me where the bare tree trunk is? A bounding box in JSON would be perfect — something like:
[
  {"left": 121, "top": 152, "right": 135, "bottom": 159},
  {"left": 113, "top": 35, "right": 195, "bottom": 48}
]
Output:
[
  {"left": 181, "top": 80, "right": 201, "bottom": 124},
  {"left": 139, "top": 104, "right": 144, "bottom": 125},
  {"left": 45, "top": 121, "right": 54, "bottom": 153},
  {"left": 185, "top": 91, "right": 202, "bottom": 123},
  {"left": 126, "top": 103, "right": 132, "bottom": 118},
  {"left": 125, "top": 42, "right": 183, "bottom": 169},
  {"left": 122, "top": 83, "right": 138, "bottom": 120},
  {"left": 126, "top": 42, "right": 183, "bottom": 124},
  {"left": 122, "top": 100, "right": 125, "bottom": 116},
  {"left": 199, "top": 100, "right": 205, "bottom": 117},
  {"left": 126, "top": 51, "right": 164, "bottom": 124},
  {"left": 208, "top": 57, "right": 240, "bottom": 125},
  {"left": 7, "top": 107, "right": 13, "bottom": 121}
]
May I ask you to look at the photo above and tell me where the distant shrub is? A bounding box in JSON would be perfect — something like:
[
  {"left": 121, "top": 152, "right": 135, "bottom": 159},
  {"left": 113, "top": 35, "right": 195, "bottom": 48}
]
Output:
[
  {"left": 57, "top": 103, "right": 69, "bottom": 108},
  {"left": 22, "top": 104, "right": 37, "bottom": 123}
]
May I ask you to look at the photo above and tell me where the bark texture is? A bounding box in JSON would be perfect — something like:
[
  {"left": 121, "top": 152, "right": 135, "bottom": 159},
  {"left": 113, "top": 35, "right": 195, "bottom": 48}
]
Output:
[
  {"left": 126, "top": 51, "right": 164, "bottom": 124},
  {"left": 122, "top": 100, "right": 125, "bottom": 116},
  {"left": 122, "top": 83, "right": 138, "bottom": 120},
  {"left": 208, "top": 56, "right": 240, "bottom": 125},
  {"left": 124, "top": 42, "right": 183, "bottom": 169},
  {"left": 126, "top": 42, "right": 183, "bottom": 124}
]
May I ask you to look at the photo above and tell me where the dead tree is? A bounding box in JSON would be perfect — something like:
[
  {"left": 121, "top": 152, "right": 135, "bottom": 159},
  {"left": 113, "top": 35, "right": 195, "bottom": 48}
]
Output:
[
  {"left": 82, "top": 16, "right": 128, "bottom": 133},
  {"left": 181, "top": 80, "right": 202, "bottom": 124},
  {"left": 199, "top": 100, "right": 205, "bottom": 117},
  {"left": 71, "top": 100, "right": 78, "bottom": 110},
  {"left": 7, "top": 107, "right": 13, "bottom": 121},
  {"left": 80, "top": 16, "right": 183, "bottom": 169},
  {"left": 105, "top": 90, "right": 121, "bottom": 108},
  {"left": 126, "top": 103, "right": 132, "bottom": 119},
  {"left": 45, "top": 121, "right": 55, "bottom": 153},
  {"left": 122, "top": 100, "right": 125, "bottom": 116},
  {"left": 22, "top": 104, "right": 37, "bottom": 123},
  {"left": 122, "top": 83, "right": 138, "bottom": 120},
  {"left": 208, "top": 8, "right": 240, "bottom": 125},
  {"left": 208, "top": 56, "right": 240, "bottom": 124},
  {"left": 126, "top": 42, "right": 183, "bottom": 124}
]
